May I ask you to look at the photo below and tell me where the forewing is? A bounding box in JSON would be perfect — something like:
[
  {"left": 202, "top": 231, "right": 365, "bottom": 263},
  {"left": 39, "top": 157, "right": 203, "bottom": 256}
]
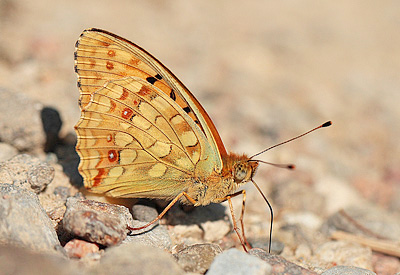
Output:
[{"left": 74, "top": 28, "right": 226, "bottom": 172}]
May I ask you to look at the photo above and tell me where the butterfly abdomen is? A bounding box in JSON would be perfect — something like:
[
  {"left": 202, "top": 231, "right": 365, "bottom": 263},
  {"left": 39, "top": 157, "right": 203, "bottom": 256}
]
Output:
[{"left": 184, "top": 172, "right": 237, "bottom": 206}]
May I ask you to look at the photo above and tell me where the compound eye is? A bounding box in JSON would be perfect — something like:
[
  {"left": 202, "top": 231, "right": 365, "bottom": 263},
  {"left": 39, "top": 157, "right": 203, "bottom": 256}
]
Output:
[{"left": 234, "top": 164, "right": 248, "bottom": 183}]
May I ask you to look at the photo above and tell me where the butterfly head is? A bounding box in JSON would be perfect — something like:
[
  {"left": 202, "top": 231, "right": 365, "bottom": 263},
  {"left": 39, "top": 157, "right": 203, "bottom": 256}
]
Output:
[{"left": 232, "top": 157, "right": 259, "bottom": 185}]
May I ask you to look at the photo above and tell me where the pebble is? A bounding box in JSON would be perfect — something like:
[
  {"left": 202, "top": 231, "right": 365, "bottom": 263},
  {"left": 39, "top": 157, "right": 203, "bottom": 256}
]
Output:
[
  {"left": 372, "top": 253, "right": 400, "bottom": 275},
  {"left": 0, "top": 88, "right": 45, "bottom": 152},
  {"left": 173, "top": 243, "right": 222, "bottom": 273},
  {"left": 91, "top": 242, "right": 183, "bottom": 275},
  {"left": 0, "top": 183, "right": 62, "bottom": 254},
  {"left": 321, "top": 265, "right": 376, "bottom": 275},
  {"left": 131, "top": 202, "right": 159, "bottom": 222},
  {"left": 64, "top": 239, "right": 100, "bottom": 259},
  {"left": 202, "top": 219, "right": 232, "bottom": 242},
  {"left": 249, "top": 248, "right": 318, "bottom": 275},
  {"left": 314, "top": 240, "right": 372, "bottom": 270},
  {"left": 124, "top": 219, "right": 172, "bottom": 250},
  {"left": 207, "top": 248, "right": 272, "bottom": 275},
  {"left": 62, "top": 197, "right": 134, "bottom": 246},
  {"left": 166, "top": 203, "right": 232, "bottom": 246},
  {"left": 0, "top": 244, "right": 83, "bottom": 275},
  {"left": 0, "top": 154, "right": 55, "bottom": 193}
]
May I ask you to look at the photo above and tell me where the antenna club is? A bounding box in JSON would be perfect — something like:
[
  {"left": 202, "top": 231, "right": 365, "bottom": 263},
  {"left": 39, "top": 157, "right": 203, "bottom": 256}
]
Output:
[
  {"left": 288, "top": 164, "right": 296, "bottom": 169},
  {"left": 322, "top": 121, "right": 332, "bottom": 127}
]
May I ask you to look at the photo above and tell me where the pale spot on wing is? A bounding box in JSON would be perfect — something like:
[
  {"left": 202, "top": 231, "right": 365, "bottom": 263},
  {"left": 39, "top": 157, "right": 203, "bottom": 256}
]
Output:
[
  {"left": 95, "top": 95, "right": 113, "bottom": 113},
  {"left": 119, "top": 121, "right": 131, "bottom": 130},
  {"left": 174, "top": 156, "right": 193, "bottom": 170},
  {"left": 148, "top": 141, "right": 171, "bottom": 158},
  {"left": 137, "top": 101, "right": 158, "bottom": 126},
  {"left": 170, "top": 114, "right": 185, "bottom": 125},
  {"left": 181, "top": 131, "right": 197, "bottom": 147},
  {"left": 131, "top": 115, "right": 152, "bottom": 130},
  {"left": 119, "top": 149, "right": 137, "bottom": 165},
  {"left": 148, "top": 163, "right": 167, "bottom": 178},
  {"left": 114, "top": 132, "right": 134, "bottom": 147},
  {"left": 108, "top": 166, "right": 124, "bottom": 180}
]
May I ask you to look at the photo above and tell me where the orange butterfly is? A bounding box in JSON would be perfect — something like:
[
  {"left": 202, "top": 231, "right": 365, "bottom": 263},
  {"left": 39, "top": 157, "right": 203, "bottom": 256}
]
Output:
[{"left": 74, "top": 28, "right": 331, "bottom": 252}]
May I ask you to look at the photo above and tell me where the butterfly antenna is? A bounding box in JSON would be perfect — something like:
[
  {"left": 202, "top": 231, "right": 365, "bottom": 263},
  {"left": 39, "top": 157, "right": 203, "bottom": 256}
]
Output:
[
  {"left": 251, "top": 179, "right": 273, "bottom": 253},
  {"left": 250, "top": 159, "right": 295, "bottom": 170},
  {"left": 249, "top": 121, "right": 332, "bottom": 160}
]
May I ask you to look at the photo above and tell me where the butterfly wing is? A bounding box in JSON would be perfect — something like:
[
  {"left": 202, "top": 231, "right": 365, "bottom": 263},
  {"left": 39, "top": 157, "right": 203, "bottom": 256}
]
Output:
[
  {"left": 74, "top": 29, "right": 226, "bottom": 198},
  {"left": 75, "top": 28, "right": 227, "bottom": 171}
]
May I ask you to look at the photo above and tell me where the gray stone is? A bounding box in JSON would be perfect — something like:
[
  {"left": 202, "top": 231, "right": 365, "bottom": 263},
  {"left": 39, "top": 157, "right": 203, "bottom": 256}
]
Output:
[
  {"left": 207, "top": 248, "right": 271, "bottom": 275},
  {"left": 321, "top": 265, "right": 376, "bottom": 275},
  {"left": 248, "top": 250, "right": 318, "bottom": 275},
  {"left": 249, "top": 238, "right": 285, "bottom": 255},
  {"left": 0, "top": 245, "right": 84, "bottom": 275},
  {"left": 0, "top": 154, "right": 54, "bottom": 193},
  {"left": 124, "top": 219, "right": 172, "bottom": 250},
  {"left": 0, "top": 183, "right": 61, "bottom": 254},
  {"left": 63, "top": 197, "right": 134, "bottom": 246},
  {"left": 314, "top": 241, "right": 372, "bottom": 270},
  {"left": 174, "top": 243, "right": 222, "bottom": 273},
  {"left": 0, "top": 88, "right": 45, "bottom": 152},
  {"left": 131, "top": 203, "right": 159, "bottom": 222},
  {"left": 92, "top": 242, "right": 183, "bottom": 275}
]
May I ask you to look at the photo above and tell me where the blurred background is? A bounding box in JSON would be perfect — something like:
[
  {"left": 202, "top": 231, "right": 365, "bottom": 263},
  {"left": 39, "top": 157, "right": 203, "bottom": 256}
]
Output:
[{"left": 0, "top": 0, "right": 399, "bottom": 245}]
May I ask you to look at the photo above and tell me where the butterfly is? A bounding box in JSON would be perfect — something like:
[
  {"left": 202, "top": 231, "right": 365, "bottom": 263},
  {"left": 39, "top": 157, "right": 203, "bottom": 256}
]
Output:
[{"left": 74, "top": 28, "right": 331, "bottom": 252}]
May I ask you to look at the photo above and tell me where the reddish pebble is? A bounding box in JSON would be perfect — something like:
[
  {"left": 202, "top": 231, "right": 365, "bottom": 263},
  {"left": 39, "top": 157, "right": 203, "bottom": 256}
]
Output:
[{"left": 64, "top": 239, "right": 99, "bottom": 258}]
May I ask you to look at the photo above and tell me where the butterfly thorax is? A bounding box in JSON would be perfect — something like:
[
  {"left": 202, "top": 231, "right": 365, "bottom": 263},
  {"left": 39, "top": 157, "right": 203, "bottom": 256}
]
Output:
[{"left": 186, "top": 153, "right": 259, "bottom": 206}]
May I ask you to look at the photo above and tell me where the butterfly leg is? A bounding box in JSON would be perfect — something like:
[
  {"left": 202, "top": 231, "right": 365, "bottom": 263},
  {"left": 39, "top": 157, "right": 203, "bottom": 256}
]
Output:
[
  {"left": 218, "top": 190, "right": 251, "bottom": 252},
  {"left": 127, "top": 191, "right": 197, "bottom": 232}
]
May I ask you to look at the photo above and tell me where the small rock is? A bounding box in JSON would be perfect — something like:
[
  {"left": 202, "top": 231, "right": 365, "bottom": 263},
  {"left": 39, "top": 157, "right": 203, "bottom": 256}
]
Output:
[
  {"left": 248, "top": 238, "right": 285, "bottom": 255},
  {"left": 0, "top": 183, "right": 61, "bottom": 254},
  {"left": 249, "top": 249, "right": 318, "bottom": 275},
  {"left": 39, "top": 193, "right": 67, "bottom": 228},
  {"left": 207, "top": 248, "right": 272, "bottom": 275},
  {"left": 131, "top": 203, "right": 158, "bottom": 222},
  {"left": 0, "top": 154, "right": 54, "bottom": 193},
  {"left": 124, "top": 219, "right": 172, "bottom": 250},
  {"left": 63, "top": 197, "right": 134, "bottom": 246},
  {"left": 0, "top": 245, "right": 83, "bottom": 275},
  {"left": 372, "top": 253, "right": 400, "bottom": 275},
  {"left": 314, "top": 240, "right": 372, "bottom": 270},
  {"left": 92, "top": 242, "right": 183, "bottom": 275},
  {"left": 173, "top": 243, "right": 222, "bottom": 273},
  {"left": 282, "top": 211, "right": 323, "bottom": 231},
  {"left": 170, "top": 224, "right": 204, "bottom": 241},
  {"left": 166, "top": 203, "right": 231, "bottom": 246},
  {"left": 321, "top": 265, "right": 376, "bottom": 275},
  {"left": 203, "top": 219, "right": 231, "bottom": 242},
  {"left": 64, "top": 239, "right": 100, "bottom": 259},
  {"left": 0, "top": 88, "right": 45, "bottom": 152}
]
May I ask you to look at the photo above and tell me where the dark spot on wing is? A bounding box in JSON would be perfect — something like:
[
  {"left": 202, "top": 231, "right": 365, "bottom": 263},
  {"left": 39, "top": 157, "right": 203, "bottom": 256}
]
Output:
[
  {"left": 183, "top": 106, "right": 191, "bottom": 113},
  {"left": 146, "top": 76, "right": 157, "bottom": 84},
  {"left": 170, "top": 90, "right": 176, "bottom": 101}
]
